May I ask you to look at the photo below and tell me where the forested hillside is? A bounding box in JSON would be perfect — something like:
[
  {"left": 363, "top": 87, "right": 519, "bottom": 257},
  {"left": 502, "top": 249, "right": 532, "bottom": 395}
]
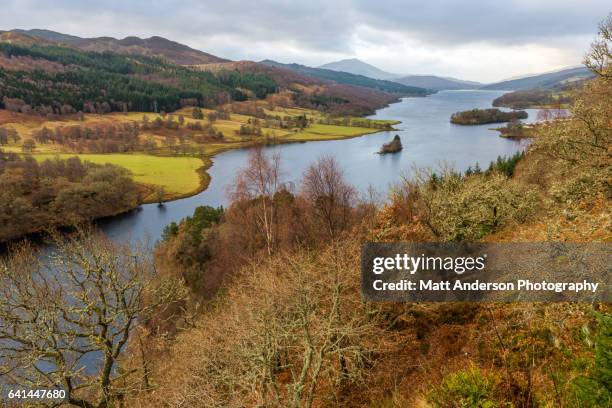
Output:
[
  {"left": 197, "top": 60, "right": 406, "bottom": 115},
  {"left": 10, "top": 29, "right": 230, "bottom": 65},
  {"left": 0, "top": 35, "right": 408, "bottom": 118},
  {"left": 492, "top": 81, "right": 581, "bottom": 108},
  {"left": 260, "top": 59, "right": 430, "bottom": 95},
  {"left": 395, "top": 74, "right": 482, "bottom": 90},
  {"left": 0, "top": 41, "right": 277, "bottom": 114}
]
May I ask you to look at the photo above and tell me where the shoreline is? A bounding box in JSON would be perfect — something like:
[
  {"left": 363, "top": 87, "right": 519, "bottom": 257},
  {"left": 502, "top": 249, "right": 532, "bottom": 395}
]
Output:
[
  {"left": 2, "top": 125, "right": 398, "bottom": 244},
  {"left": 140, "top": 121, "right": 401, "bottom": 205},
  {"left": 2, "top": 97, "right": 408, "bottom": 243}
]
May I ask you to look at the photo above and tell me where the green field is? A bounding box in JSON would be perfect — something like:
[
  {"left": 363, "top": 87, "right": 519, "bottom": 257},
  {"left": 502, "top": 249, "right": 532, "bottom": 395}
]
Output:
[
  {"left": 287, "top": 123, "right": 380, "bottom": 141},
  {"left": 33, "top": 154, "right": 204, "bottom": 197},
  {"left": 307, "top": 123, "right": 380, "bottom": 136}
]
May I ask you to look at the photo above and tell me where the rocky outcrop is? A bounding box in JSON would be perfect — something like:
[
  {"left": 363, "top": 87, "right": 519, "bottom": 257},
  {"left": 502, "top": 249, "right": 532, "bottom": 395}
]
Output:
[{"left": 378, "top": 135, "right": 403, "bottom": 154}]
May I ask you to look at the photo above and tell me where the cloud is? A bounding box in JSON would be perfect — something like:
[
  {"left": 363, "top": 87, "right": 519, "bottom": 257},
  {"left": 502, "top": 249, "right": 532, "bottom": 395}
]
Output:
[
  {"left": 352, "top": 0, "right": 608, "bottom": 45},
  {"left": 0, "top": 0, "right": 609, "bottom": 81}
]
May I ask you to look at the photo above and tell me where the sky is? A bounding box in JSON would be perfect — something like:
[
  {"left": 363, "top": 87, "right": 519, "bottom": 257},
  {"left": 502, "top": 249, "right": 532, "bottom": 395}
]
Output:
[{"left": 0, "top": 0, "right": 609, "bottom": 82}]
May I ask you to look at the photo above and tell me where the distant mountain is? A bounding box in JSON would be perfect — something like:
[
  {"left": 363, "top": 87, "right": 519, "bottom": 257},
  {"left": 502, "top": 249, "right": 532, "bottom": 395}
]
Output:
[
  {"left": 260, "top": 60, "right": 429, "bottom": 95},
  {"left": 319, "top": 58, "right": 398, "bottom": 80},
  {"left": 481, "top": 66, "right": 594, "bottom": 90},
  {"left": 394, "top": 75, "right": 482, "bottom": 91},
  {"left": 320, "top": 58, "right": 481, "bottom": 90},
  {"left": 9, "top": 29, "right": 229, "bottom": 65}
]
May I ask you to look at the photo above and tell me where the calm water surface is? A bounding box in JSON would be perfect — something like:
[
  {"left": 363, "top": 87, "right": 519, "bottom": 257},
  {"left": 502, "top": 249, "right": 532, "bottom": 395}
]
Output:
[{"left": 98, "top": 90, "right": 535, "bottom": 243}]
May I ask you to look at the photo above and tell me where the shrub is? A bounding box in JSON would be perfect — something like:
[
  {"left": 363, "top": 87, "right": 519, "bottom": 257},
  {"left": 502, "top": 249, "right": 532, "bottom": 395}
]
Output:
[
  {"left": 570, "top": 313, "right": 612, "bottom": 407},
  {"left": 408, "top": 168, "right": 538, "bottom": 241},
  {"left": 427, "top": 366, "right": 501, "bottom": 408}
]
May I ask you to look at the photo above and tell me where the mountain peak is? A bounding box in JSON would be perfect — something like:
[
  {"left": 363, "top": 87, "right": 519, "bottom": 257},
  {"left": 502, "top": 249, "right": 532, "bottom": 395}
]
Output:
[
  {"left": 319, "top": 58, "right": 398, "bottom": 80},
  {"left": 340, "top": 57, "right": 366, "bottom": 63}
]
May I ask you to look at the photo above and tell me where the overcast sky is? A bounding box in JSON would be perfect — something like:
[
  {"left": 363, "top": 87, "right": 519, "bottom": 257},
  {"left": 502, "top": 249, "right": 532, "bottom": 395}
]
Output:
[{"left": 1, "top": 0, "right": 609, "bottom": 82}]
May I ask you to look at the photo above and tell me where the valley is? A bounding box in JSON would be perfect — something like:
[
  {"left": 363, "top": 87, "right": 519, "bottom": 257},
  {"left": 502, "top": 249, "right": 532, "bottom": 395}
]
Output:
[
  {"left": 93, "top": 90, "right": 529, "bottom": 245},
  {"left": 0, "top": 10, "right": 610, "bottom": 408}
]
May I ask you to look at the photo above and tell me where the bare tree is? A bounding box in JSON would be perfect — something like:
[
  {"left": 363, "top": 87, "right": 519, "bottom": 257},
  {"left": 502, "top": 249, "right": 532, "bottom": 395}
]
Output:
[
  {"left": 21, "top": 139, "right": 36, "bottom": 153},
  {"left": 537, "top": 108, "right": 553, "bottom": 122},
  {"left": 534, "top": 20, "right": 611, "bottom": 172},
  {"left": 584, "top": 14, "right": 612, "bottom": 80},
  {"left": 154, "top": 186, "right": 165, "bottom": 206},
  {"left": 301, "top": 155, "right": 356, "bottom": 238},
  {"left": 230, "top": 146, "right": 282, "bottom": 255},
  {"left": 0, "top": 230, "right": 186, "bottom": 408},
  {"left": 136, "top": 239, "right": 376, "bottom": 408}
]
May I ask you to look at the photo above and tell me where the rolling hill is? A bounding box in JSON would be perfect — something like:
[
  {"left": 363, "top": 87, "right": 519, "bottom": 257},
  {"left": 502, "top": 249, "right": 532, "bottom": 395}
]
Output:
[
  {"left": 0, "top": 31, "right": 57, "bottom": 46},
  {"left": 260, "top": 60, "right": 429, "bottom": 95},
  {"left": 0, "top": 36, "right": 277, "bottom": 114},
  {"left": 8, "top": 29, "right": 229, "bottom": 65},
  {"left": 481, "top": 66, "right": 594, "bottom": 90},
  {"left": 193, "top": 60, "right": 407, "bottom": 116}
]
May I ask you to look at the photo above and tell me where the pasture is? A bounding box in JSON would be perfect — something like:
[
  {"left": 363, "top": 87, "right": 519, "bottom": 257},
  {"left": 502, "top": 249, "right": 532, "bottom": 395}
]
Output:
[{"left": 33, "top": 153, "right": 205, "bottom": 199}]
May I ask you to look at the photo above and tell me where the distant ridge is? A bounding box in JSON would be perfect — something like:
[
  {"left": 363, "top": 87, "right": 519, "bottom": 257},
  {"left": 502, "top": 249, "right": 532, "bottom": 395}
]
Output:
[
  {"left": 0, "top": 31, "right": 56, "bottom": 46},
  {"left": 320, "top": 58, "right": 482, "bottom": 90},
  {"left": 481, "top": 66, "right": 594, "bottom": 90},
  {"left": 9, "top": 29, "right": 229, "bottom": 65},
  {"left": 12, "top": 29, "right": 83, "bottom": 44}
]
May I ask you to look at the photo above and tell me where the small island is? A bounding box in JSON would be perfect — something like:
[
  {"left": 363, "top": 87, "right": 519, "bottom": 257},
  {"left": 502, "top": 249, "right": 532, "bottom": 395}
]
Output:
[
  {"left": 378, "top": 134, "right": 403, "bottom": 154},
  {"left": 450, "top": 108, "right": 528, "bottom": 125},
  {"left": 492, "top": 88, "right": 573, "bottom": 109},
  {"left": 494, "top": 119, "right": 536, "bottom": 139}
]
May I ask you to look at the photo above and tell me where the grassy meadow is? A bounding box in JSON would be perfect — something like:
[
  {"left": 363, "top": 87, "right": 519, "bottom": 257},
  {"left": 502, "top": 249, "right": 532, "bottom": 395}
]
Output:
[{"left": 33, "top": 154, "right": 206, "bottom": 201}]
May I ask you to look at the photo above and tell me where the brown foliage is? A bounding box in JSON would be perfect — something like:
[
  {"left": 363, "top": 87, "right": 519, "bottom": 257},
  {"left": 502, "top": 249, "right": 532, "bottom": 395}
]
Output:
[
  {"left": 229, "top": 146, "right": 284, "bottom": 255},
  {"left": 383, "top": 167, "right": 538, "bottom": 242},
  {"left": 0, "top": 153, "right": 139, "bottom": 241},
  {"left": 32, "top": 122, "right": 140, "bottom": 153},
  {"left": 134, "top": 238, "right": 380, "bottom": 408}
]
